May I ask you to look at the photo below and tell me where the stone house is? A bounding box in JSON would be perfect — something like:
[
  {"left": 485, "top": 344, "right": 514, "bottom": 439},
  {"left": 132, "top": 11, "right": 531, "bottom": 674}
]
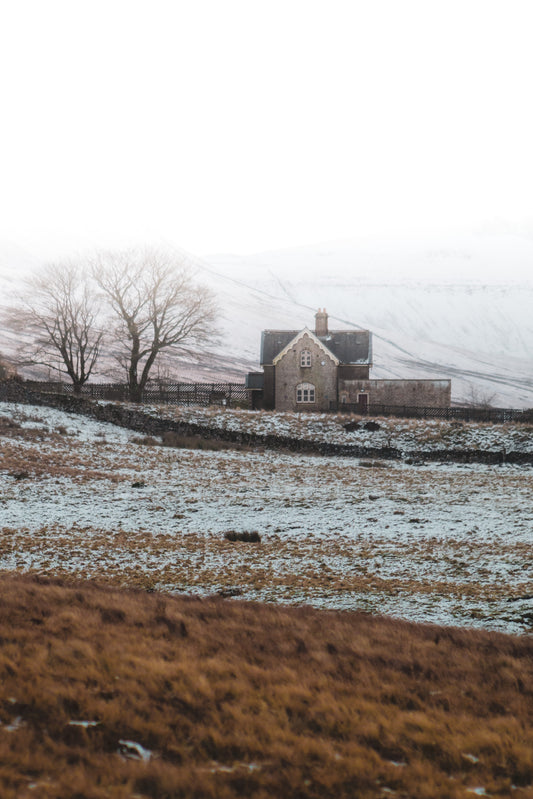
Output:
[{"left": 247, "top": 309, "right": 451, "bottom": 412}]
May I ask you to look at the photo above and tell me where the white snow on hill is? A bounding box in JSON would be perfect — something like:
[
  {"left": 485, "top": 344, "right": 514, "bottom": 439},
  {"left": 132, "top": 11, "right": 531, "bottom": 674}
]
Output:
[
  {"left": 197, "top": 230, "right": 533, "bottom": 407},
  {"left": 1, "top": 230, "right": 532, "bottom": 407}
]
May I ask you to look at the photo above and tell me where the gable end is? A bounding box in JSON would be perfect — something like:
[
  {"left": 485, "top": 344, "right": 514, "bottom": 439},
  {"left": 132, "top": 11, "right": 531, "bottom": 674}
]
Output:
[{"left": 272, "top": 328, "right": 340, "bottom": 366}]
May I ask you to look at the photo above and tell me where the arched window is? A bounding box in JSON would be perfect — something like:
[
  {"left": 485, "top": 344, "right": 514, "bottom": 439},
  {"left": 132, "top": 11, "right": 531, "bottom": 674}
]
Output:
[
  {"left": 296, "top": 382, "right": 315, "bottom": 403},
  {"left": 300, "top": 350, "right": 312, "bottom": 367}
]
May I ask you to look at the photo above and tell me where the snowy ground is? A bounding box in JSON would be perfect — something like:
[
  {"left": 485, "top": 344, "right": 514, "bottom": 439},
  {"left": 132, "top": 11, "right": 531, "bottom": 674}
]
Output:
[
  {"left": 134, "top": 402, "right": 533, "bottom": 455},
  {"left": 1, "top": 402, "right": 532, "bottom": 635}
]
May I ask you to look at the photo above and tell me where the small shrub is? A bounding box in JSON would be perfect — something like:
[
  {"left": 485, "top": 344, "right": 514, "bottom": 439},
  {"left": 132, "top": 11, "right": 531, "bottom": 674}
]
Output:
[
  {"left": 364, "top": 421, "right": 381, "bottom": 431},
  {"left": 343, "top": 421, "right": 360, "bottom": 432},
  {"left": 217, "top": 587, "right": 244, "bottom": 597},
  {"left": 12, "top": 470, "right": 30, "bottom": 480},
  {"left": 224, "top": 531, "right": 261, "bottom": 543}
]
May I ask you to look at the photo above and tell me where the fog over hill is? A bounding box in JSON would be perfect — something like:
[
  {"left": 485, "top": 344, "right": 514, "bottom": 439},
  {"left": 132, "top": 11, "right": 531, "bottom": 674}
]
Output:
[
  {"left": 1, "top": 231, "right": 532, "bottom": 408},
  {"left": 198, "top": 230, "right": 533, "bottom": 408}
]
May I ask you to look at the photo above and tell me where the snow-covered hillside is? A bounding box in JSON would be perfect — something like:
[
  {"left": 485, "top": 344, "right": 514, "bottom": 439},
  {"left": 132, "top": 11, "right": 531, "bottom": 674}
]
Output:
[
  {"left": 1, "top": 231, "right": 532, "bottom": 406},
  {"left": 198, "top": 230, "right": 533, "bottom": 408}
]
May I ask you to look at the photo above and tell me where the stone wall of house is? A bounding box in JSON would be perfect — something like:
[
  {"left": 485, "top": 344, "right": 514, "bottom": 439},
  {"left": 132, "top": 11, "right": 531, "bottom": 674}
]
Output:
[
  {"left": 338, "top": 364, "right": 371, "bottom": 381},
  {"left": 339, "top": 379, "right": 452, "bottom": 408},
  {"left": 274, "top": 333, "right": 338, "bottom": 412},
  {"left": 261, "top": 365, "right": 276, "bottom": 410}
]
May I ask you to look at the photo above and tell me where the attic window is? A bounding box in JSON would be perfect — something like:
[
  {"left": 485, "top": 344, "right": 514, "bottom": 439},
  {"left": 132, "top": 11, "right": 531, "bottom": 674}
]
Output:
[
  {"left": 296, "top": 382, "right": 315, "bottom": 403},
  {"left": 300, "top": 350, "right": 312, "bottom": 367}
]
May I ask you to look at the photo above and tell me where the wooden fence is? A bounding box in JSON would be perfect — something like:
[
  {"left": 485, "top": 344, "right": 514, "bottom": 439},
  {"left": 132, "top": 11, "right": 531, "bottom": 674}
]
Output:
[
  {"left": 330, "top": 402, "right": 532, "bottom": 424},
  {"left": 21, "top": 381, "right": 252, "bottom": 408},
  {"left": 5, "top": 381, "right": 531, "bottom": 422}
]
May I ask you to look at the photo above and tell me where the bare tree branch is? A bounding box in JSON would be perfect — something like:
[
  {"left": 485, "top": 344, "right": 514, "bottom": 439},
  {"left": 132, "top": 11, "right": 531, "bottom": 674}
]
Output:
[
  {"left": 7, "top": 262, "right": 104, "bottom": 392},
  {"left": 464, "top": 383, "right": 498, "bottom": 409},
  {"left": 92, "top": 247, "right": 218, "bottom": 401}
]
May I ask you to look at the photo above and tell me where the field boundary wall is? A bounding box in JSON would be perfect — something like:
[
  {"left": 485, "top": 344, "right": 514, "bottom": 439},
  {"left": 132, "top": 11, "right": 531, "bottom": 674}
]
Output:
[{"left": 1, "top": 380, "right": 532, "bottom": 465}]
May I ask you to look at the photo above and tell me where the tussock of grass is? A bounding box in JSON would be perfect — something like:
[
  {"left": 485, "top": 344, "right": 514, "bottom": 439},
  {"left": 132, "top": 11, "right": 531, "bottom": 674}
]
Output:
[
  {"left": 131, "top": 431, "right": 249, "bottom": 452},
  {"left": 0, "top": 574, "right": 531, "bottom": 798},
  {"left": 161, "top": 431, "right": 239, "bottom": 451}
]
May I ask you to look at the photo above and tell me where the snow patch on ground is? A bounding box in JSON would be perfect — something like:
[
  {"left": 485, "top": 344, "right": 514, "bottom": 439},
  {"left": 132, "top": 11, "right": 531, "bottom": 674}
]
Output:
[
  {"left": 1, "top": 402, "right": 532, "bottom": 635},
  {"left": 128, "top": 402, "right": 533, "bottom": 455}
]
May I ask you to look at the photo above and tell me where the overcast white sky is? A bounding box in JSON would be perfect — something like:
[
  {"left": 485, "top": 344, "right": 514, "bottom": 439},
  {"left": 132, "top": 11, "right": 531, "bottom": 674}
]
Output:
[{"left": 1, "top": 0, "right": 532, "bottom": 257}]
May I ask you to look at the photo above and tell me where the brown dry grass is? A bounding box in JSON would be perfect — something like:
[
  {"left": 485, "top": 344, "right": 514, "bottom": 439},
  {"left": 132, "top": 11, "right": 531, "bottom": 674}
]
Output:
[
  {"left": 131, "top": 432, "right": 249, "bottom": 452},
  {"left": 0, "top": 574, "right": 531, "bottom": 799}
]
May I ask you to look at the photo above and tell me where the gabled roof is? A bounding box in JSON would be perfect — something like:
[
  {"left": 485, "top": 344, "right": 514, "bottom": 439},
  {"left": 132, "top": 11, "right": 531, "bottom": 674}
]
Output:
[
  {"left": 272, "top": 328, "right": 339, "bottom": 366},
  {"left": 261, "top": 327, "right": 372, "bottom": 366}
]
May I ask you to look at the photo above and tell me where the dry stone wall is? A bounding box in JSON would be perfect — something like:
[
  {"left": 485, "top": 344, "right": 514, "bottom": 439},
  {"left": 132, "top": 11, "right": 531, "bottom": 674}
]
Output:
[{"left": 0, "top": 380, "right": 531, "bottom": 464}]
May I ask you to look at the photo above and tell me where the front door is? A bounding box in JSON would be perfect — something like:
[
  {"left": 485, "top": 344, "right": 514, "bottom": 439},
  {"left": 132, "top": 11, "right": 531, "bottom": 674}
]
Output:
[{"left": 358, "top": 393, "right": 368, "bottom": 414}]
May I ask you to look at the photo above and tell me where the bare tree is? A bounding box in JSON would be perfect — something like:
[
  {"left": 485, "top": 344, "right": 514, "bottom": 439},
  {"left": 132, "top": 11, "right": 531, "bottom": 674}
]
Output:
[
  {"left": 11, "top": 262, "right": 104, "bottom": 393},
  {"left": 464, "top": 383, "right": 497, "bottom": 409},
  {"left": 92, "top": 248, "right": 217, "bottom": 402}
]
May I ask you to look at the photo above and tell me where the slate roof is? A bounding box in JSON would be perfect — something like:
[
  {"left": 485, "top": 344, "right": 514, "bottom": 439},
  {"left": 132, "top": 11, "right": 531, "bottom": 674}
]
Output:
[{"left": 260, "top": 328, "right": 372, "bottom": 365}]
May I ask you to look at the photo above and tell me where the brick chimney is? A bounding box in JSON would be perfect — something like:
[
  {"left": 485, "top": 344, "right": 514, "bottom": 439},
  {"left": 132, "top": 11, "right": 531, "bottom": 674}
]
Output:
[{"left": 315, "top": 308, "right": 328, "bottom": 336}]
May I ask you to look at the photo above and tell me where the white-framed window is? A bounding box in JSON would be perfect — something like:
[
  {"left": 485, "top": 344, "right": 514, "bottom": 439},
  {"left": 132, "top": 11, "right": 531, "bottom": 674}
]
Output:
[
  {"left": 300, "top": 350, "right": 312, "bottom": 367},
  {"left": 296, "top": 382, "right": 315, "bottom": 403}
]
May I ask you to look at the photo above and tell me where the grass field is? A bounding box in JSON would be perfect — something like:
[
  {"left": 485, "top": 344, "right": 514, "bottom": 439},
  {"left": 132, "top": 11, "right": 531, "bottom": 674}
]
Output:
[
  {"left": 0, "top": 574, "right": 532, "bottom": 799},
  {"left": 1, "top": 403, "right": 532, "bottom": 633},
  {"left": 0, "top": 401, "right": 532, "bottom": 797}
]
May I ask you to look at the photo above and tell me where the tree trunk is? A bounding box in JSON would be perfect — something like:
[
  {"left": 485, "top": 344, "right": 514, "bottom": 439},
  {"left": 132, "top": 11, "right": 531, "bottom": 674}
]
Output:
[{"left": 128, "top": 383, "right": 143, "bottom": 403}]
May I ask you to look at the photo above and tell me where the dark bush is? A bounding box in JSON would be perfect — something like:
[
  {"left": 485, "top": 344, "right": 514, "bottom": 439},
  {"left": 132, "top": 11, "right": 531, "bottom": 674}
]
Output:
[
  {"left": 224, "top": 531, "right": 261, "bottom": 543},
  {"left": 364, "top": 421, "right": 381, "bottom": 431},
  {"left": 343, "top": 421, "right": 360, "bottom": 432},
  {"left": 12, "top": 471, "right": 30, "bottom": 480}
]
